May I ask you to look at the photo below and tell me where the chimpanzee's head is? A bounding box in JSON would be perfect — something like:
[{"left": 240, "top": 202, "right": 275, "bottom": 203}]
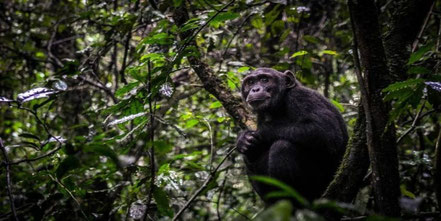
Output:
[{"left": 241, "top": 68, "right": 296, "bottom": 112}]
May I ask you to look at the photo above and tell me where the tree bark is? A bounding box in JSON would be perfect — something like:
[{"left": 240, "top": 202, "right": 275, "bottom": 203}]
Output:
[
  {"left": 348, "top": 0, "right": 401, "bottom": 216},
  {"left": 323, "top": 105, "right": 369, "bottom": 203},
  {"left": 383, "top": 0, "right": 435, "bottom": 81}
]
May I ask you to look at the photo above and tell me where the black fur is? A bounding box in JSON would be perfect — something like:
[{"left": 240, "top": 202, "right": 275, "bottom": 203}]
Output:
[{"left": 237, "top": 68, "right": 348, "bottom": 205}]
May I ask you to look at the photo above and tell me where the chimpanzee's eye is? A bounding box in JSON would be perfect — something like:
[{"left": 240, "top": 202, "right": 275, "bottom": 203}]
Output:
[
  {"left": 248, "top": 79, "right": 255, "bottom": 85},
  {"left": 261, "top": 77, "right": 268, "bottom": 83}
]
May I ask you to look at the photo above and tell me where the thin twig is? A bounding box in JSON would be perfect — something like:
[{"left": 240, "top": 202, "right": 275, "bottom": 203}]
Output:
[
  {"left": 47, "top": 21, "right": 64, "bottom": 68},
  {"left": 154, "top": 116, "right": 187, "bottom": 138},
  {"left": 400, "top": 110, "right": 436, "bottom": 126},
  {"left": 78, "top": 75, "right": 118, "bottom": 103},
  {"left": 172, "top": 145, "right": 236, "bottom": 221},
  {"left": 0, "top": 138, "right": 19, "bottom": 221},
  {"left": 119, "top": 0, "right": 140, "bottom": 85},
  {"left": 144, "top": 60, "right": 156, "bottom": 220},
  {"left": 48, "top": 174, "right": 89, "bottom": 220},
  {"left": 216, "top": 170, "right": 228, "bottom": 221},
  {"left": 7, "top": 146, "right": 62, "bottom": 166},
  {"left": 411, "top": 1, "right": 435, "bottom": 52},
  {"left": 119, "top": 33, "right": 130, "bottom": 85},
  {"left": 203, "top": 118, "right": 215, "bottom": 171},
  {"left": 217, "top": 13, "right": 253, "bottom": 73},
  {"left": 397, "top": 100, "right": 426, "bottom": 144}
]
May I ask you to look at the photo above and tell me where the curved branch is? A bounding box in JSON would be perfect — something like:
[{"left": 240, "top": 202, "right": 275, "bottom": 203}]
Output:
[{"left": 173, "top": 2, "right": 254, "bottom": 130}]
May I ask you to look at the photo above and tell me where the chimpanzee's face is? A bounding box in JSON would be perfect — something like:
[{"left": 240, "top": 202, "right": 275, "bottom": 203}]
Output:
[{"left": 241, "top": 68, "right": 295, "bottom": 112}]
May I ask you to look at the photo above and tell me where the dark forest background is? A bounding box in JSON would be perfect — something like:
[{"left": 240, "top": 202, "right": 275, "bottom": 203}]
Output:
[{"left": 1, "top": 0, "right": 441, "bottom": 220}]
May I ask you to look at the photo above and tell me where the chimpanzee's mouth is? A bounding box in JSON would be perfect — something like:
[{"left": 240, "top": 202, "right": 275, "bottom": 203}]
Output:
[
  {"left": 248, "top": 99, "right": 268, "bottom": 107},
  {"left": 248, "top": 98, "right": 266, "bottom": 104}
]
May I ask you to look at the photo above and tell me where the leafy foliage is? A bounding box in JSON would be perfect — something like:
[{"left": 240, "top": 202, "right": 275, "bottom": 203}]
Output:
[{"left": 0, "top": 0, "right": 440, "bottom": 220}]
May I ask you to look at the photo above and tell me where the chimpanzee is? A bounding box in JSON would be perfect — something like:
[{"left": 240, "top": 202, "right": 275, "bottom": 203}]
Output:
[{"left": 237, "top": 68, "right": 348, "bottom": 205}]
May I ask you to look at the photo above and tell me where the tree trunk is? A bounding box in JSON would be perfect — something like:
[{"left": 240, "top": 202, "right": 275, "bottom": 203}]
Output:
[
  {"left": 323, "top": 105, "right": 369, "bottom": 202},
  {"left": 348, "top": 0, "right": 401, "bottom": 216}
]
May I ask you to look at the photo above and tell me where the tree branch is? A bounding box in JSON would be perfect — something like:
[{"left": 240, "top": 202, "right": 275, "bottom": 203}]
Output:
[
  {"left": 173, "top": 2, "right": 253, "bottom": 130},
  {"left": 172, "top": 146, "right": 236, "bottom": 221},
  {"left": 0, "top": 138, "right": 18, "bottom": 221}
]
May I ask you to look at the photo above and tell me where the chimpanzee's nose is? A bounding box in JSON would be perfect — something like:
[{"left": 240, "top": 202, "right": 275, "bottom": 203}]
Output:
[{"left": 251, "top": 87, "right": 261, "bottom": 93}]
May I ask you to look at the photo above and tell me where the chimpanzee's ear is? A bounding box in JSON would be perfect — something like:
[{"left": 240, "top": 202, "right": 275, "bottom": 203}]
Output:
[{"left": 283, "top": 70, "right": 296, "bottom": 88}]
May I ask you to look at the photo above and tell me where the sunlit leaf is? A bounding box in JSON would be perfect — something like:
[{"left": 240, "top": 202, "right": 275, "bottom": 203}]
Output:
[
  {"left": 400, "top": 184, "right": 416, "bottom": 198},
  {"left": 425, "top": 81, "right": 441, "bottom": 92},
  {"left": 107, "top": 112, "right": 146, "bottom": 126},
  {"left": 321, "top": 50, "right": 338, "bottom": 56},
  {"left": 0, "top": 96, "right": 14, "bottom": 103},
  {"left": 17, "top": 87, "right": 57, "bottom": 103},
  {"left": 238, "top": 67, "right": 250, "bottom": 73},
  {"left": 185, "top": 119, "right": 199, "bottom": 128},
  {"left": 142, "top": 33, "right": 174, "bottom": 45},
  {"left": 331, "top": 99, "right": 344, "bottom": 113},
  {"left": 209, "top": 101, "right": 223, "bottom": 109},
  {"left": 53, "top": 80, "right": 68, "bottom": 91},
  {"left": 291, "top": 50, "right": 308, "bottom": 58}
]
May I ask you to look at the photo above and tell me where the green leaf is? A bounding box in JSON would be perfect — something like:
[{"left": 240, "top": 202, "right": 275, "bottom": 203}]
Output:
[
  {"left": 251, "top": 176, "right": 309, "bottom": 206},
  {"left": 153, "top": 186, "right": 174, "bottom": 217},
  {"left": 382, "top": 78, "right": 424, "bottom": 92},
  {"left": 251, "top": 17, "right": 264, "bottom": 30},
  {"left": 158, "top": 163, "right": 170, "bottom": 175},
  {"left": 254, "top": 200, "right": 293, "bottom": 221},
  {"left": 140, "top": 53, "right": 166, "bottom": 63},
  {"left": 142, "top": 33, "right": 174, "bottom": 45},
  {"left": 303, "top": 35, "right": 319, "bottom": 44},
  {"left": 238, "top": 66, "right": 250, "bottom": 73},
  {"left": 291, "top": 50, "right": 308, "bottom": 58},
  {"left": 56, "top": 156, "right": 81, "bottom": 179},
  {"left": 115, "top": 82, "right": 140, "bottom": 97},
  {"left": 311, "top": 199, "right": 348, "bottom": 214},
  {"left": 407, "top": 43, "right": 434, "bottom": 65},
  {"left": 185, "top": 119, "right": 199, "bottom": 128},
  {"left": 179, "top": 18, "right": 200, "bottom": 32},
  {"left": 321, "top": 50, "right": 338, "bottom": 56},
  {"left": 209, "top": 101, "right": 223, "bottom": 109},
  {"left": 185, "top": 161, "right": 205, "bottom": 170},
  {"left": 153, "top": 140, "right": 173, "bottom": 155},
  {"left": 331, "top": 99, "right": 344, "bottom": 113},
  {"left": 173, "top": 0, "right": 183, "bottom": 7},
  {"left": 107, "top": 112, "right": 146, "bottom": 126},
  {"left": 85, "top": 144, "right": 119, "bottom": 166},
  {"left": 400, "top": 184, "right": 416, "bottom": 198},
  {"left": 407, "top": 66, "right": 431, "bottom": 75},
  {"left": 209, "top": 11, "right": 239, "bottom": 28}
]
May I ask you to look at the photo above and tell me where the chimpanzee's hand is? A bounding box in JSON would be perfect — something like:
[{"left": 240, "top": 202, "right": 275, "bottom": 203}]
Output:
[{"left": 236, "top": 130, "right": 260, "bottom": 154}]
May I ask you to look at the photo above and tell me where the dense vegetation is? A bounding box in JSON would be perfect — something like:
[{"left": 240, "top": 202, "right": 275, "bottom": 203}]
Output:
[{"left": 0, "top": 0, "right": 440, "bottom": 220}]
